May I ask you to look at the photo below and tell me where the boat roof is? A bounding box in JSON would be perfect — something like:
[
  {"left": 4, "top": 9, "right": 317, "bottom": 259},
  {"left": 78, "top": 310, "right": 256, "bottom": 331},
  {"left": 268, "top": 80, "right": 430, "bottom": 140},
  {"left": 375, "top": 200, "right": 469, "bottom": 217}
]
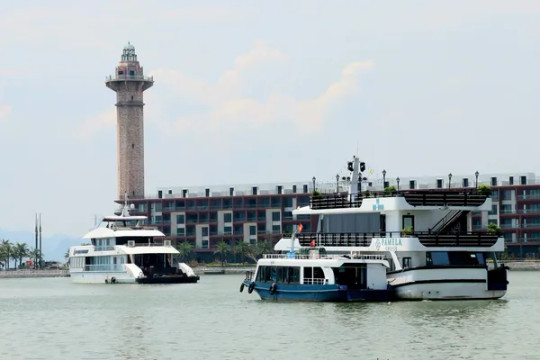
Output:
[
  {"left": 83, "top": 227, "right": 165, "bottom": 239},
  {"left": 117, "top": 245, "right": 179, "bottom": 255},
  {"left": 256, "top": 255, "right": 389, "bottom": 268},
  {"left": 102, "top": 215, "right": 147, "bottom": 221}
]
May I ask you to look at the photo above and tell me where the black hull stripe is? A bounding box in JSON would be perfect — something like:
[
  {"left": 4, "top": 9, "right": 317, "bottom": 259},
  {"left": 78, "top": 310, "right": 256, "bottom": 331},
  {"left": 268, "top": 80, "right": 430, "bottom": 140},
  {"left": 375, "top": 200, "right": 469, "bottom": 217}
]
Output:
[
  {"left": 393, "top": 279, "right": 486, "bottom": 288},
  {"left": 387, "top": 265, "right": 486, "bottom": 275}
]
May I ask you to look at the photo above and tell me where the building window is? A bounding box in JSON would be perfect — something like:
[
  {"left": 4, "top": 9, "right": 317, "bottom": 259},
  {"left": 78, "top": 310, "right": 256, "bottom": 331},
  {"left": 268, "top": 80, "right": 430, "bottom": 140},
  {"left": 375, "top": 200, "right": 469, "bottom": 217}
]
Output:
[
  {"left": 249, "top": 226, "right": 256, "bottom": 236},
  {"left": 224, "top": 226, "right": 232, "bottom": 235},
  {"left": 521, "top": 176, "right": 527, "bottom": 185},
  {"left": 436, "top": 179, "right": 443, "bottom": 188},
  {"left": 177, "top": 228, "right": 185, "bottom": 236},
  {"left": 509, "top": 176, "right": 514, "bottom": 185},
  {"left": 491, "top": 177, "right": 497, "bottom": 186},
  {"left": 202, "top": 227, "right": 209, "bottom": 237},
  {"left": 272, "top": 225, "right": 281, "bottom": 234},
  {"left": 224, "top": 213, "right": 232, "bottom": 223},
  {"left": 462, "top": 178, "right": 469, "bottom": 187},
  {"left": 202, "top": 240, "right": 209, "bottom": 249},
  {"left": 272, "top": 212, "right": 281, "bottom": 221}
]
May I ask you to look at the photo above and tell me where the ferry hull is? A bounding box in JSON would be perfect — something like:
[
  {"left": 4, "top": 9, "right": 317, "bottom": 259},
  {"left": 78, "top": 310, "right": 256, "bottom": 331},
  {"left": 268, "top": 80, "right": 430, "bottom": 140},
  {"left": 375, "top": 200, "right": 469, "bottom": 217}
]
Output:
[
  {"left": 388, "top": 267, "right": 508, "bottom": 300},
  {"left": 244, "top": 281, "right": 394, "bottom": 302}
]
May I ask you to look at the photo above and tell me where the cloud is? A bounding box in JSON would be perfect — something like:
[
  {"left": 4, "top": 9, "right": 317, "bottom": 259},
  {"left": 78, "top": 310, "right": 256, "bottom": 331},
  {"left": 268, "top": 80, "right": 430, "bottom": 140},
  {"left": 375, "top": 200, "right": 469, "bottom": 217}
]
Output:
[
  {"left": 0, "top": 104, "right": 11, "bottom": 123},
  {"left": 74, "top": 108, "right": 116, "bottom": 139},
  {"left": 151, "top": 41, "right": 373, "bottom": 133}
]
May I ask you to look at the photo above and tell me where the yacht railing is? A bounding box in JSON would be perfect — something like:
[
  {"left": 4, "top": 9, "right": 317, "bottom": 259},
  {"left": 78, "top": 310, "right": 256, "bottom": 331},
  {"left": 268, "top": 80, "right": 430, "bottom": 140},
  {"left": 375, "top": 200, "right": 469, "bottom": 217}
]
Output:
[
  {"left": 84, "top": 264, "right": 124, "bottom": 272},
  {"left": 262, "top": 253, "right": 386, "bottom": 261},
  {"left": 298, "top": 231, "right": 499, "bottom": 248}
]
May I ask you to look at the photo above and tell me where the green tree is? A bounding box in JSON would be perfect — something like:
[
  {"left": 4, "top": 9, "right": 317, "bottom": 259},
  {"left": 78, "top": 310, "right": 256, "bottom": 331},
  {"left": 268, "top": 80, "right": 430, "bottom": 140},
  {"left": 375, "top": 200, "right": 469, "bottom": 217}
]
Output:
[
  {"left": 29, "top": 248, "right": 44, "bottom": 269},
  {"left": 233, "top": 240, "right": 251, "bottom": 264},
  {"left": 14, "top": 243, "right": 29, "bottom": 269},
  {"left": 478, "top": 184, "right": 492, "bottom": 196},
  {"left": 176, "top": 241, "right": 195, "bottom": 263},
  {"left": 383, "top": 186, "right": 397, "bottom": 196},
  {"left": 487, "top": 223, "right": 502, "bottom": 236},
  {"left": 1, "top": 239, "right": 12, "bottom": 270},
  {"left": 213, "top": 240, "right": 230, "bottom": 266}
]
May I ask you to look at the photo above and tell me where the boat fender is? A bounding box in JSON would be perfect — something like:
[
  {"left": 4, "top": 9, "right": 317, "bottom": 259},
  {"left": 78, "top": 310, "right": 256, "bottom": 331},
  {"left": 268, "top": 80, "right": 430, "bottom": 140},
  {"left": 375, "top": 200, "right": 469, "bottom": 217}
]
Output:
[
  {"left": 269, "top": 282, "right": 277, "bottom": 295},
  {"left": 248, "top": 282, "right": 255, "bottom": 294},
  {"left": 240, "top": 283, "right": 245, "bottom": 293},
  {"left": 111, "top": 277, "right": 116, "bottom": 284}
]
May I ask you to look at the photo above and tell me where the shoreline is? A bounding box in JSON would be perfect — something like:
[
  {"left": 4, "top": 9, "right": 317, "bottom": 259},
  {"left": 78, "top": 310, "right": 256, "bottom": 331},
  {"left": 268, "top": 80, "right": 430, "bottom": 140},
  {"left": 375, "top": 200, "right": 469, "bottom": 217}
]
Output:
[{"left": 1, "top": 261, "right": 538, "bottom": 279}]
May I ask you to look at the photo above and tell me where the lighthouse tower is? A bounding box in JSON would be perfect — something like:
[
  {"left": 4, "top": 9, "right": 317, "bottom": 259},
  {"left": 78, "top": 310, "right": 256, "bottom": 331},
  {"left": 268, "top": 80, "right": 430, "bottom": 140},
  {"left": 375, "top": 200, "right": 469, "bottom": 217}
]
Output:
[{"left": 106, "top": 43, "right": 153, "bottom": 199}]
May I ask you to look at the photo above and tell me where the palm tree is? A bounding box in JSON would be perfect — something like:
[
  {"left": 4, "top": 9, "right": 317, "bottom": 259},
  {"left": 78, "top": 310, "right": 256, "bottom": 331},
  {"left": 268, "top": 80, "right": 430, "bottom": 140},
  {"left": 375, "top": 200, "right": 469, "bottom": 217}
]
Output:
[
  {"left": 1, "top": 239, "right": 11, "bottom": 270},
  {"left": 29, "top": 248, "right": 44, "bottom": 269},
  {"left": 15, "top": 243, "right": 29, "bottom": 269},
  {"left": 233, "top": 240, "right": 251, "bottom": 265},
  {"left": 176, "top": 241, "right": 195, "bottom": 263},
  {"left": 213, "top": 240, "right": 230, "bottom": 266}
]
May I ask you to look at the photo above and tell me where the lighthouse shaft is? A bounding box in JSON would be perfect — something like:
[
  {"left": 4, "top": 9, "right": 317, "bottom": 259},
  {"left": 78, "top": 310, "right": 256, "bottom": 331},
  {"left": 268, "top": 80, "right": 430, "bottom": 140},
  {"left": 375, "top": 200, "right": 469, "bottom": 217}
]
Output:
[{"left": 105, "top": 43, "right": 153, "bottom": 200}]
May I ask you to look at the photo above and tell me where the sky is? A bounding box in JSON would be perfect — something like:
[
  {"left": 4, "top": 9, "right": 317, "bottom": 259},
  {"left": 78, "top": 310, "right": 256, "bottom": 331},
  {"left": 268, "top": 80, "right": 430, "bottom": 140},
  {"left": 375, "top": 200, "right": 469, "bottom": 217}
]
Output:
[{"left": 1, "top": 1, "right": 540, "bottom": 257}]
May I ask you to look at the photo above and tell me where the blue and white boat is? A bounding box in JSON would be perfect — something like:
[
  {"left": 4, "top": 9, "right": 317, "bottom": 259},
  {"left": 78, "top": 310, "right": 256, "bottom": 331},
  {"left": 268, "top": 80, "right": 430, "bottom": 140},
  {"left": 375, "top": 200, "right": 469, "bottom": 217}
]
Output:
[{"left": 241, "top": 250, "right": 394, "bottom": 302}]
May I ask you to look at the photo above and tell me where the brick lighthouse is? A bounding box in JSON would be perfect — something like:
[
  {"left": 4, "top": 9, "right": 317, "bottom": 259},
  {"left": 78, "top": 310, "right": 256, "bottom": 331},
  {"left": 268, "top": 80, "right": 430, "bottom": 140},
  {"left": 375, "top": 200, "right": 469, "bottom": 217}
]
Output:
[{"left": 106, "top": 43, "right": 153, "bottom": 199}]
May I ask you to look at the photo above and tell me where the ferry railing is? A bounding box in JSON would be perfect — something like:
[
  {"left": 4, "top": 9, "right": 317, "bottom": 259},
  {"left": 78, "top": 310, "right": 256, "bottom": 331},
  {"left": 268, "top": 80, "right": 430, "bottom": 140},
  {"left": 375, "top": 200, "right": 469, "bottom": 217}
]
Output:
[
  {"left": 303, "top": 278, "right": 326, "bottom": 285},
  {"left": 93, "top": 245, "right": 115, "bottom": 251},
  {"left": 84, "top": 264, "right": 124, "bottom": 272},
  {"left": 262, "top": 253, "right": 386, "bottom": 260},
  {"left": 297, "top": 231, "right": 499, "bottom": 248}
]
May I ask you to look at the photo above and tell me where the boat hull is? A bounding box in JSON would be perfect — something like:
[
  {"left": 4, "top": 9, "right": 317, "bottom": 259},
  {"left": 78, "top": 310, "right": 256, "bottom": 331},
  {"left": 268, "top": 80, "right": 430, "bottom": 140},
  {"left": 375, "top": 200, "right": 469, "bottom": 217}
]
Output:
[
  {"left": 70, "top": 271, "right": 136, "bottom": 284},
  {"left": 136, "top": 275, "right": 200, "bottom": 284},
  {"left": 388, "top": 266, "right": 507, "bottom": 300},
  {"left": 243, "top": 281, "right": 394, "bottom": 302}
]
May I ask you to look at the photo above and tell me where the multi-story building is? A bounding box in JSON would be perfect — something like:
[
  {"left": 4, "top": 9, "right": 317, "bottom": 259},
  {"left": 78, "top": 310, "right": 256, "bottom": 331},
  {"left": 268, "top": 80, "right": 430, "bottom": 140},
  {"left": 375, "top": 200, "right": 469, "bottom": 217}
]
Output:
[
  {"left": 123, "top": 172, "right": 540, "bottom": 260},
  {"left": 126, "top": 182, "right": 317, "bottom": 262}
]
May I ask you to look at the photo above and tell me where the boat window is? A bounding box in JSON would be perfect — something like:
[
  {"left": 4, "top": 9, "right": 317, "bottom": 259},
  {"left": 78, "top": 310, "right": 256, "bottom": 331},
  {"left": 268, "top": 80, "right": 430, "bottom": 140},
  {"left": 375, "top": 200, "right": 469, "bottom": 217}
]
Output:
[
  {"left": 429, "top": 252, "right": 450, "bottom": 266},
  {"left": 448, "top": 252, "right": 484, "bottom": 266},
  {"left": 333, "top": 264, "right": 366, "bottom": 289},
  {"left": 303, "top": 266, "right": 325, "bottom": 285},
  {"left": 402, "top": 257, "right": 411, "bottom": 268}
]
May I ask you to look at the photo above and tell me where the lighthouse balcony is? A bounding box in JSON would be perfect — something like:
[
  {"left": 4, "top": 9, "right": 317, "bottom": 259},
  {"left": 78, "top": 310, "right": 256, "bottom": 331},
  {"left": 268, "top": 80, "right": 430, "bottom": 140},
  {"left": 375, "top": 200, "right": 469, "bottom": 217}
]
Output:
[{"left": 106, "top": 74, "right": 154, "bottom": 82}]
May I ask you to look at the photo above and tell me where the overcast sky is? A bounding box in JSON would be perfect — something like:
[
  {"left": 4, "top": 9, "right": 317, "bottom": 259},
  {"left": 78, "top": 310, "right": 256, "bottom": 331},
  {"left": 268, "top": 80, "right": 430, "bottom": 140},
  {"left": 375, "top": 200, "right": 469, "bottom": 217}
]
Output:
[{"left": 1, "top": 0, "right": 540, "bottom": 238}]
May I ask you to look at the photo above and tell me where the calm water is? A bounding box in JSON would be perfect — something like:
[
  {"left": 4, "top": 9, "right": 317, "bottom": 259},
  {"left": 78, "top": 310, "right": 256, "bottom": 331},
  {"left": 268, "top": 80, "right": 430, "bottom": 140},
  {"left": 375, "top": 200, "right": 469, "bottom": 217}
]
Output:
[{"left": 0, "top": 271, "right": 539, "bottom": 360}]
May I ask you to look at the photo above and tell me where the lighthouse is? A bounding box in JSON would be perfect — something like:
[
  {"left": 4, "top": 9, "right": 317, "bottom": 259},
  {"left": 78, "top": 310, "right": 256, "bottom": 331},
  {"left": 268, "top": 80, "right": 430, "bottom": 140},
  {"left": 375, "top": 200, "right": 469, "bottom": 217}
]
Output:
[{"left": 106, "top": 43, "right": 153, "bottom": 199}]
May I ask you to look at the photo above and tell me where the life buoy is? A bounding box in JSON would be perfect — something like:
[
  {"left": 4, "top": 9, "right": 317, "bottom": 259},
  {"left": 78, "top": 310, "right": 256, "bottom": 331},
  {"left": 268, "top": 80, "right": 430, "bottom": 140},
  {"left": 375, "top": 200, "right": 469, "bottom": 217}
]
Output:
[
  {"left": 269, "top": 282, "right": 277, "bottom": 295},
  {"left": 248, "top": 282, "right": 255, "bottom": 294},
  {"left": 240, "top": 283, "right": 245, "bottom": 293}
]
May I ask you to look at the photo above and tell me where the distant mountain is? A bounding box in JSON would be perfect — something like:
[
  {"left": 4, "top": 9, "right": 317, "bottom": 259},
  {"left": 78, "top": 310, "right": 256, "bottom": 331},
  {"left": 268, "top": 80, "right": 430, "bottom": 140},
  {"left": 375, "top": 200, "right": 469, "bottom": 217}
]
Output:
[{"left": 0, "top": 228, "right": 80, "bottom": 263}]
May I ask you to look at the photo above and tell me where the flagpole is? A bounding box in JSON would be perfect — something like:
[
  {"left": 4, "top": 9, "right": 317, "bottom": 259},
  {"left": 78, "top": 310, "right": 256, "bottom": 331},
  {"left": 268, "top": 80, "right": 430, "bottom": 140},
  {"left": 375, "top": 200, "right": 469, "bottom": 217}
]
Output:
[
  {"left": 39, "top": 213, "right": 42, "bottom": 269},
  {"left": 34, "top": 213, "right": 38, "bottom": 269}
]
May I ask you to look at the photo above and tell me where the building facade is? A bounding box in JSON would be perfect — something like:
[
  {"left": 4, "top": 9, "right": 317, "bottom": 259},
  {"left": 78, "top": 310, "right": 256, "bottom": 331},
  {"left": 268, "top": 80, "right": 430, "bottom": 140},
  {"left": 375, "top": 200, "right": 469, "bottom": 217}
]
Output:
[
  {"left": 123, "top": 173, "right": 540, "bottom": 260},
  {"left": 126, "top": 183, "right": 316, "bottom": 261}
]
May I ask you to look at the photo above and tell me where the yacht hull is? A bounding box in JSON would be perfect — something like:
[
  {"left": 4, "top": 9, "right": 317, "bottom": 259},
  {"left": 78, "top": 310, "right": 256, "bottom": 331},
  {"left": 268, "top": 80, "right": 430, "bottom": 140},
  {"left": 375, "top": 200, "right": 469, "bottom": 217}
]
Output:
[{"left": 388, "top": 266, "right": 507, "bottom": 300}]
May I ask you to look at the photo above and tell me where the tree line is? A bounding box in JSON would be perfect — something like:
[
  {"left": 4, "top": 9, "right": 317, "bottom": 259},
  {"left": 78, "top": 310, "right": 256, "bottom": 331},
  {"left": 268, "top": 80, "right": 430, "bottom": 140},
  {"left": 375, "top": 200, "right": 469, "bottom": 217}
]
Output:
[
  {"left": 0, "top": 239, "right": 44, "bottom": 270},
  {"left": 175, "top": 239, "right": 275, "bottom": 265}
]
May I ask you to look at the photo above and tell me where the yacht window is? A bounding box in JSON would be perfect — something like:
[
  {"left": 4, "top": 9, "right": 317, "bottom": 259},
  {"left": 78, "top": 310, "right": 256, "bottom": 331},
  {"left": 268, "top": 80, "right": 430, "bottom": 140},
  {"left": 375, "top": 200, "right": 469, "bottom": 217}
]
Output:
[
  {"left": 402, "top": 257, "right": 411, "bottom": 268},
  {"left": 429, "top": 252, "right": 450, "bottom": 266}
]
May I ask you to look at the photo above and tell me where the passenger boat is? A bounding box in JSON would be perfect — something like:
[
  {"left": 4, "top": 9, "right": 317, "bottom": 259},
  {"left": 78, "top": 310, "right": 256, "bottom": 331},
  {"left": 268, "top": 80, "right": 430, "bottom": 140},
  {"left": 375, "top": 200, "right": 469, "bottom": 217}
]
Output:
[
  {"left": 241, "top": 250, "right": 394, "bottom": 302},
  {"left": 69, "top": 200, "right": 199, "bottom": 284},
  {"left": 243, "top": 157, "right": 508, "bottom": 301}
]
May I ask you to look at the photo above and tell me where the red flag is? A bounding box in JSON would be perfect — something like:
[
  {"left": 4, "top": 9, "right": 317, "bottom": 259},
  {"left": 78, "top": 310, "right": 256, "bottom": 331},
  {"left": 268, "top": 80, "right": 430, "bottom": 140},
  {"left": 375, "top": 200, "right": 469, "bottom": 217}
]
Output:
[
  {"left": 297, "top": 224, "right": 303, "bottom": 233},
  {"left": 310, "top": 239, "right": 316, "bottom": 247}
]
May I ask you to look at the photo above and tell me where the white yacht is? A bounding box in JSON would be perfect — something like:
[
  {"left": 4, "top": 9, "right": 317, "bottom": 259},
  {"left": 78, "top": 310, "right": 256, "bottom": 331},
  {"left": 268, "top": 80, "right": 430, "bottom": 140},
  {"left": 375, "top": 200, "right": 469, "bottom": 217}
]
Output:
[
  {"left": 69, "top": 201, "right": 199, "bottom": 284},
  {"left": 272, "top": 157, "right": 508, "bottom": 300}
]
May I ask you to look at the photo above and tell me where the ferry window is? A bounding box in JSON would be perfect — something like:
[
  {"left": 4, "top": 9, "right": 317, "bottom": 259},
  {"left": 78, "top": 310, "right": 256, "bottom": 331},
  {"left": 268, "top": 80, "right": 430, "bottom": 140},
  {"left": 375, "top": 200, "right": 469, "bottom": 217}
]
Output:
[
  {"left": 402, "top": 215, "right": 414, "bottom": 231},
  {"left": 429, "top": 252, "right": 450, "bottom": 266},
  {"left": 476, "top": 253, "right": 485, "bottom": 265},
  {"left": 402, "top": 257, "right": 411, "bottom": 268},
  {"left": 288, "top": 267, "right": 300, "bottom": 284},
  {"left": 448, "top": 252, "right": 482, "bottom": 266},
  {"left": 313, "top": 267, "right": 325, "bottom": 279}
]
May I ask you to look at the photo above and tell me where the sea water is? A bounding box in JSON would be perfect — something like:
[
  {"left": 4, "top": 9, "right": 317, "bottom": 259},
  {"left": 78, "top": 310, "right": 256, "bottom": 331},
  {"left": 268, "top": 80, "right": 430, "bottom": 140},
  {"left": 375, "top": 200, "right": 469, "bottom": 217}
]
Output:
[{"left": 0, "top": 271, "right": 538, "bottom": 360}]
